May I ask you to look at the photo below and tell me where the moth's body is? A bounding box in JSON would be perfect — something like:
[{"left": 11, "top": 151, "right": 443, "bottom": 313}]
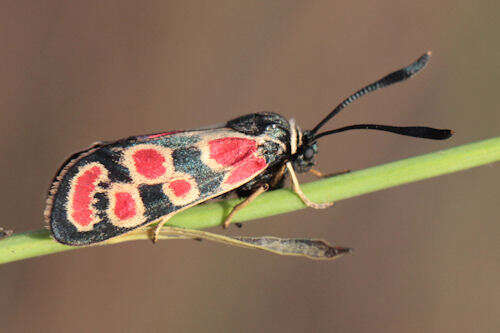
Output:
[
  {"left": 45, "top": 52, "right": 452, "bottom": 256},
  {"left": 46, "top": 112, "right": 302, "bottom": 245}
]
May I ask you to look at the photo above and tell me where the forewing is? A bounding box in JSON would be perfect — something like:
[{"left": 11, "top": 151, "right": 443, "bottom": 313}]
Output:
[{"left": 46, "top": 129, "right": 270, "bottom": 245}]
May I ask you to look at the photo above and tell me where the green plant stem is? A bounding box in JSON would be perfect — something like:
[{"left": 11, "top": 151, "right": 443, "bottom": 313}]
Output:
[{"left": 1, "top": 137, "right": 499, "bottom": 265}]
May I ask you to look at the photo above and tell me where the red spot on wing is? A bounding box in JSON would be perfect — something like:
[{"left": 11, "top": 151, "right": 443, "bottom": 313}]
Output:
[
  {"left": 147, "top": 131, "right": 182, "bottom": 139},
  {"left": 114, "top": 192, "right": 136, "bottom": 220},
  {"left": 209, "top": 138, "right": 257, "bottom": 167},
  {"left": 225, "top": 155, "right": 267, "bottom": 185},
  {"left": 169, "top": 180, "right": 191, "bottom": 197},
  {"left": 71, "top": 166, "right": 102, "bottom": 226},
  {"left": 132, "top": 149, "right": 166, "bottom": 179}
]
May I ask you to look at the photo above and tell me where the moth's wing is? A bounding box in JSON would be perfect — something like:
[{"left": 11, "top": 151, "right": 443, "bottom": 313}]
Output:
[{"left": 45, "top": 128, "right": 270, "bottom": 245}]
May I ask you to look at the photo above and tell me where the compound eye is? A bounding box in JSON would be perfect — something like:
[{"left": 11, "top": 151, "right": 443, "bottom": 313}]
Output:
[{"left": 303, "top": 147, "right": 314, "bottom": 160}]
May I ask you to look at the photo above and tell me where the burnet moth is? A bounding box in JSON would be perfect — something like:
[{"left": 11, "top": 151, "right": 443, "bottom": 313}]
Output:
[{"left": 45, "top": 52, "right": 452, "bottom": 259}]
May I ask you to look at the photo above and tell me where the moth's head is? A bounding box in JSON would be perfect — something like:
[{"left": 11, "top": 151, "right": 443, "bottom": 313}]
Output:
[
  {"left": 292, "top": 132, "right": 318, "bottom": 172},
  {"left": 290, "top": 52, "right": 452, "bottom": 174}
]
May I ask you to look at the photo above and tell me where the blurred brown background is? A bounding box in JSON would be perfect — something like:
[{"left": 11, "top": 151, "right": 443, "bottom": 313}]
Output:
[{"left": 1, "top": 1, "right": 499, "bottom": 332}]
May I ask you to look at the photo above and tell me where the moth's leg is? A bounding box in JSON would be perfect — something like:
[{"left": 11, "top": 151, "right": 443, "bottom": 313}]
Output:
[
  {"left": 309, "top": 168, "right": 351, "bottom": 179},
  {"left": 222, "top": 184, "right": 268, "bottom": 229},
  {"left": 152, "top": 216, "right": 172, "bottom": 243},
  {"left": 269, "top": 163, "right": 287, "bottom": 188},
  {"left": 286, "top": 162, "right": 333, "bottom": 209}
]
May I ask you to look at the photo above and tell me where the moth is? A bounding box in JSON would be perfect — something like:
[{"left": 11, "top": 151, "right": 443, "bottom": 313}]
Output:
[{"left": 45, "top": 52, "right": 452, "bottom": 259}]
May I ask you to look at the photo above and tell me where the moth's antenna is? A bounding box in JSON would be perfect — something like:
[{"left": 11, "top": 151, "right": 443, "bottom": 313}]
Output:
[
  {"left": 309, "top": 52, "right": 431, "bottom": 136},
  {"left": 312, "top": 124, "right": 453, "bottom": 141}
]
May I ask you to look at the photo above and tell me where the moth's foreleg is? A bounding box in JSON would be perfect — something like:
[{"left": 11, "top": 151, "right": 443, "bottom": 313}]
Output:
[{"left": 286, "top": 162, "right": 333, "bottom": 209}]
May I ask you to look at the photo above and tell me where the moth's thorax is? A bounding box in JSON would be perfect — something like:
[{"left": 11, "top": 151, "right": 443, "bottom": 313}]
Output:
[
  {"left": 226, "top": 111, "right": 291, "bottom": 159},
  {"left": 226, "top": 112, "right": 290, "bottom": 139}
]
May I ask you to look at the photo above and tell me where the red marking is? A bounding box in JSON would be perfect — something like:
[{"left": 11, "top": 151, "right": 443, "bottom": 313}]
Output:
[
  {"left": 169, "top": 179, "right": 191, "bottom": 197},
  {"left": 225, "top": 155, "right": 267, "bottom": 185},
  {"left": 209, "top": 138, "right": 257, "bottom": 167},
  {"left": 147, "top": 131, "right": 181, "bottom": 139},
  {"left": 114, "top": 192, "right": 136, "bottom": 220},
  {"left": 71, "top": 166, "right": 101, "bottom": 226},
  {"left": 132, "top": 149, "right": 166, "bottom": 179}
]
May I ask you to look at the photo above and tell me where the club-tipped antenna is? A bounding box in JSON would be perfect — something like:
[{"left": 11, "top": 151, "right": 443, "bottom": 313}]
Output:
[
  {"left": 309, "top": 52, "right": 432, "bottom": 136},
  {"left": 312, "top": 124, "right": 453, "bottom": 141}
]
